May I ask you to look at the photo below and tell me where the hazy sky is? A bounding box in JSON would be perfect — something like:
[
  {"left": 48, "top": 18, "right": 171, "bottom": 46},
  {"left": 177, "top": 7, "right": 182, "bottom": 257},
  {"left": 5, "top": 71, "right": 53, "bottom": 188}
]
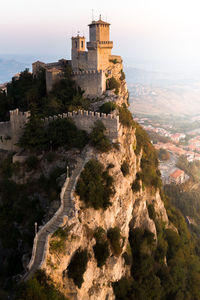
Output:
[{"left": 1, "top": 0, "right": 200, "bottom": 71}]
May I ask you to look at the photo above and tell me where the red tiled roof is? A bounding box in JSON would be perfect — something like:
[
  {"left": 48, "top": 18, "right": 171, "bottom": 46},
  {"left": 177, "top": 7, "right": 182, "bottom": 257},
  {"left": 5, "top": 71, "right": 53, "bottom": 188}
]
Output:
[{"left": 170, "top": 169, "right": 184, "bottom": 179}]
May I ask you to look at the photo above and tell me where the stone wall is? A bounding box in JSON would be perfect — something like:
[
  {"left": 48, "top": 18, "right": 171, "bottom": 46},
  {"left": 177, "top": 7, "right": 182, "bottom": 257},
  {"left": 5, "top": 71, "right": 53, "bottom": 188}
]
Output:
[
  {"left": 42, "top": 110, "right": 119, "bottom": 142},
  {"left": 46, "top": 68, "right": 63, "bottom": 93},
  {"left": 72, "top": 70, "right": 106, "bottom": 98},
  {"left": 0, "top": 109, "right": 30, "bottom": 151}
]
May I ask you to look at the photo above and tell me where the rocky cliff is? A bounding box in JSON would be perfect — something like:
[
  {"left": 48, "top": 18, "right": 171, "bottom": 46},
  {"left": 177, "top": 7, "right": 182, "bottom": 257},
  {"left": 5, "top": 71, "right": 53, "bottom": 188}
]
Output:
[{"left": 40, "top": 87, "right": 172, "bottom": 299}]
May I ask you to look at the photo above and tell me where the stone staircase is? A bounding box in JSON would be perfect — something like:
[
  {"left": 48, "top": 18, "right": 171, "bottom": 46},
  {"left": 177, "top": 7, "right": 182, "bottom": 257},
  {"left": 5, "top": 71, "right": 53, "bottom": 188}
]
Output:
[{"left": 22, "top": 147, "right": 92, "bottom": 281}]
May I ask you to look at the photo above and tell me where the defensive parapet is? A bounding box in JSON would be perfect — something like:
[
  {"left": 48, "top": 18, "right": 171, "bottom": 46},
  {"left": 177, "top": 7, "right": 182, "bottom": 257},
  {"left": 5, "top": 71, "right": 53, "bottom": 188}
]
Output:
[
  {"left": 0, "top": 107, "right": 119, "bottom": 152},
  {"left": 42, "top": 109, "right": 119, "bottom": 142},
  {"left": 72, "top": 70, "right": 106, "bottom": 98}
]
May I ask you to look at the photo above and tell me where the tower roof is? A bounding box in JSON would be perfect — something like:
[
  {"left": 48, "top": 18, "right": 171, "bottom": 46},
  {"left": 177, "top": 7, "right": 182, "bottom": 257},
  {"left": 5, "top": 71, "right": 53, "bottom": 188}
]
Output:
[{"left": 88, "top": 19, "right": 110, "bottom": 26}]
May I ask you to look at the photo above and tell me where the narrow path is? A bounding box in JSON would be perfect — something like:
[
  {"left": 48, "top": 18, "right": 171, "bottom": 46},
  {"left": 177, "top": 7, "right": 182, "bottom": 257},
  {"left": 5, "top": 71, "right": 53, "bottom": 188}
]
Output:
[{"left": 22, "top": 147, "right": 92, "bottom": 281}]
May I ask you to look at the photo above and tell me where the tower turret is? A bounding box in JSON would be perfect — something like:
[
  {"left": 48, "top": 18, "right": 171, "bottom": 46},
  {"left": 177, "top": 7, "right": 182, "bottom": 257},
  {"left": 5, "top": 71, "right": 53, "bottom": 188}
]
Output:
[
  {"left": 71, "top": 34, "right": 86, "bottom": 70},
  {"left": 87, "top": 17, "right": 113, "bottom": 70}
]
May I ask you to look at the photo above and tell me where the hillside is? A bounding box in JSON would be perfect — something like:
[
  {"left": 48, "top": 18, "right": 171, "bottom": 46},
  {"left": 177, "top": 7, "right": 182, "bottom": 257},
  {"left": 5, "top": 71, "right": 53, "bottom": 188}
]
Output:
[
  {"left": 0, "top": 58, "right": 28, "bottom": 83},
  {"left": 1, "top": 63, "right": 200, "bottom": 300},
  {"left": 129, "top": 83, "right": 200, "bottom": 116}
]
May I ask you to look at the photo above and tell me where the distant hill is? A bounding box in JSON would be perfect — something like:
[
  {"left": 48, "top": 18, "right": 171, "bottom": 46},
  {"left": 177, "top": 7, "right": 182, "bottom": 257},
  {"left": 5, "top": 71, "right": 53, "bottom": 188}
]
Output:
[
  {"left": 129, "top": 83, "right": 200, "bottom": 116},
  {"left": 0, "top": 58, "right": 29, "bottom": 83}
]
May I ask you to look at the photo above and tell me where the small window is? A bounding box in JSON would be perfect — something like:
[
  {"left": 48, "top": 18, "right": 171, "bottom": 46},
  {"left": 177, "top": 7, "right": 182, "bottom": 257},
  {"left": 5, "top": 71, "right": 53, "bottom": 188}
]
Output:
[
  {"left": 81, "top": 41, "right": 84, "bottom": 48},
  {"left": 75, "top": 41, "right": 77, "bottom": 48}
]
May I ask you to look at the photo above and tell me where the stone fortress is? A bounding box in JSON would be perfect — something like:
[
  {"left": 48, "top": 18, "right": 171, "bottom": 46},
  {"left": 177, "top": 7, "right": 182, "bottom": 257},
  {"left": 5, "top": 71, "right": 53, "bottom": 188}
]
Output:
[
  {"left": 32, "top": 16, "right": 122, "bottom": 97},
  {"left": 0, "top": 18, "right": 126, "bottom": 152}
]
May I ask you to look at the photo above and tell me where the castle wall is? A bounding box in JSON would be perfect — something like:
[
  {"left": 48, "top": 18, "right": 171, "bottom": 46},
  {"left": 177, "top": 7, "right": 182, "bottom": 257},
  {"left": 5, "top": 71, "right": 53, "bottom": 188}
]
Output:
[
  {"left": 42, "top": 110, "right": 119, "bottom": 142},
  {"left": 32, "top": 61, "right": 46, "bottom": 77},
  {"left": 0, "top": 109, "right": 30, "bottom": 151},
  {"left": 71, "top": 51, "right": 88, "bottom": 71},
  {"left": 87, "top": 49, "right": 98, "bottom": 70},
  {"left": 46, "top": 69, "right": 63, "bottom": 93},
  {"left": 98, "top": 47, "right": 112, "bottom": 70},
  {"left": 72, "top": 70, "right": 106, "bottom": 98}
]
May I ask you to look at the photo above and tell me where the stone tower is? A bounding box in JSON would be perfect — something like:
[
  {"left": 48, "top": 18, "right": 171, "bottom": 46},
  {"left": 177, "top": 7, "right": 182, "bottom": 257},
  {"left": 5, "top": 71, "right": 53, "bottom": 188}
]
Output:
[
  {"left": 87, "top": 17, "right": 113, "bottom": 70},
  {"left": 71, "top": 17, "right": 113, "bottom": 72},
  {"left": 71, "top": 35, "right": 86, "bottom": 70}
]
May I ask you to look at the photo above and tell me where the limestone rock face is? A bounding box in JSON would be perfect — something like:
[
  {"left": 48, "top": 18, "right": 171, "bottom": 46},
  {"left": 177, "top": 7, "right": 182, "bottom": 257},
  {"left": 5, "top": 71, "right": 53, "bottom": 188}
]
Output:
[{"left": 43, "top": 123, "right": 171, "bottom": 300}]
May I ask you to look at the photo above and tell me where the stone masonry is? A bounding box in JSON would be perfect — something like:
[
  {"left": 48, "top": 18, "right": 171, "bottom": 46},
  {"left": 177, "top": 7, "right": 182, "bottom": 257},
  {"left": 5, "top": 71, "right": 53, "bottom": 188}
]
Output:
[
  {"left": 32, "top": 17, "right": 122, "bottom": 97},
  {"left": 0, "top": 109, "right": 119, "bottom": 152}
]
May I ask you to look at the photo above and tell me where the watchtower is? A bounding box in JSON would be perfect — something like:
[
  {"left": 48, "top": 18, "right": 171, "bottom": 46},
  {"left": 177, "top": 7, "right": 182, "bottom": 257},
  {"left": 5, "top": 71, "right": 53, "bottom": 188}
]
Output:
[
  {"left": 87, "top": 16, "right": 113, "bottom": 70},
  {"left": 71, "top": 34, "right": 86, "bottom": 70}
]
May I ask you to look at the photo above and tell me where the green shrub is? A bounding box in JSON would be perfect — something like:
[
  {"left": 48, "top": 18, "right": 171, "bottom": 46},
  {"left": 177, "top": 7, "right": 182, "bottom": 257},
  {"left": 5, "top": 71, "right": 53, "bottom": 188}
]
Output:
[
  {"left": 16, "top": 270, "right": 67, "bottom": 300},
  {"left": 112, "top": 277, "right": 134, "bottom": 300},
  {"left": 93, "top": 227, "right": 110, "bottom": 267},
  {"left": 90, "top": 120, "right": 111, "bottom": 152},
  {"left": 147, "top": 204, "right": 156, "bottom": 221},
  {"left": 19, "top": 115, "right": 89, "bottom": 151},
  {"left": 93, "top": 240, "right": 110, "bottom": 267},
  {"left": 164, "top": 229, "right": 180, "bottom": 260},
  {"left": 109, "top": 59, "right": 118, "bottom": 64},
  {"left": 120, "top": 70, "right": 125, "bottom": 80},
  {"left": 122, "top": 252, "right": 132, "bottom": 265},
  {"left": 118, "top": 105, "right": 133, "bottom": 127},
  {"left": 106, "top": 76, "right": 120, "bottom": 94},
  {"left": 99, "top": 101, "right": 116, "bottom": 114},
  {"left": 94, "top": 227, "right": 106, "bottom": 241},
  {"left": 52, "top": 227, "right": 68, "bottom": 240},
  {"left": 45, "top": 118, "right": 89, "bottom": 150},
  {"left": 25, "top": 155, "right": 39, "bottom": 171},
  {"left": 76, "top": 159, "right": 114, "bottom": 210},
  {"left": 158, "top": 148, "right": 170, "bottom": 161},
  {"left": 50, "top": 239, "right": 66, "bottom": 254},
  {"left": 107, "top": 227, "right": 122, "bottom": 256},
  {"left": 67, "top": 248, "right": 88, "bottom": 288},
  {"left": 121, "top": 160, "right": 129, "bottom": 177},
  {"left": 132, "top": 176, "right": 141, "bottom": 192},
  {"left": 134, "top": 122, "right": 162, "bottom": 189}
]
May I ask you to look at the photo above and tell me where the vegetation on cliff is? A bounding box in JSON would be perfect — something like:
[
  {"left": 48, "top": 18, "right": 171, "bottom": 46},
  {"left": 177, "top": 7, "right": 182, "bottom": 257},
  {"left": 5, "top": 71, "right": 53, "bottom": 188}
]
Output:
[
  {"left": 89, "top": 120, "right": 112, "bottom": 152},
  {"left": 0, "top": 151, "right": 68, "bottom": 294},
  {"left": 113, "top": 194, "right": 200, "bottom": 300},
  {"left": 76, "top": 159, "right": 114, "bottom": 209},
  {"left": 16, "top": 270, "right": 67, "bottom": 300},
  {"left": 67, "top": 248, "right": 88, "bottom": 288},
  {"left": 93, "top": 227, "right": 110, "bottom": 267}
]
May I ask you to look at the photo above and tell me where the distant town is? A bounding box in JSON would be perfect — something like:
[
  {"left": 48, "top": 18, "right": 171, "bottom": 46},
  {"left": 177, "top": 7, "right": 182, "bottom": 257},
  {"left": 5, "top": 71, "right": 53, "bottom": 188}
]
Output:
[{"left": 133, "top": 113, "right": 200, "bottom": 185}]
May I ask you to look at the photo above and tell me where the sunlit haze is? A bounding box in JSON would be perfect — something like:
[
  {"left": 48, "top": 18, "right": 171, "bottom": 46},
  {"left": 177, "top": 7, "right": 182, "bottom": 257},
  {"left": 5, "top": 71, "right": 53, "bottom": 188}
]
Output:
[{"left": 1, "top": 0, "right": 200, "bottom": 72}]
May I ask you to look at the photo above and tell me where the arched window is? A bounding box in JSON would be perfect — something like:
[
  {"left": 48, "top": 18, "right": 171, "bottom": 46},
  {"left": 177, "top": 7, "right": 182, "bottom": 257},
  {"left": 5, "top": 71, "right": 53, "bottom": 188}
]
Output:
[
  {"left": 81, "top": 41, "right": 83, "bottom": 48},
  {"left": 75, "top": 41, "right": 77, "bottom": 48}
]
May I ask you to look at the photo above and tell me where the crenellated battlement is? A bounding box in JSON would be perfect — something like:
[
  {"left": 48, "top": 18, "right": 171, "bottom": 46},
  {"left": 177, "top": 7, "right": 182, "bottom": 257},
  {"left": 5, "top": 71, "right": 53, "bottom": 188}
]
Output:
[
  {"left": 9, "top": 108, "right": 30, "bottom": 120},
  {"left": 72, "top": 70, "right": 104, "bottom": 76},
  {"left": 41, "top": 109, "right": 119, "bottom": 142}
]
